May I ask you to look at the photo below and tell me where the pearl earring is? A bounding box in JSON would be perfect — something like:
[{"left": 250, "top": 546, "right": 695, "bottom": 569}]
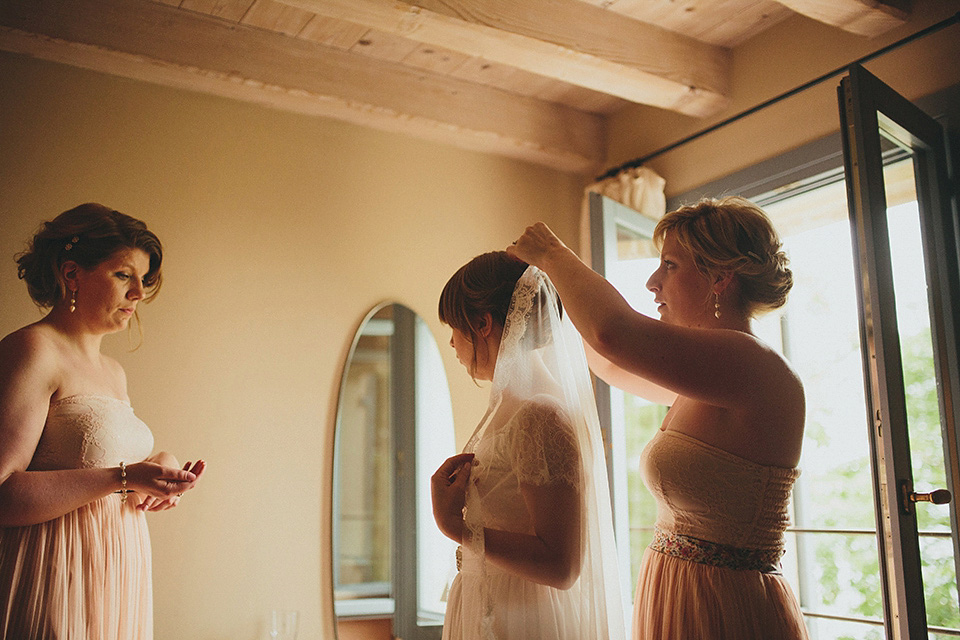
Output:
[
  {"left": 69, "top": 289, "right": 77, "bottom": 313},
  {"left": 714, "top": 291, "right": 721, "bottom": 319}
]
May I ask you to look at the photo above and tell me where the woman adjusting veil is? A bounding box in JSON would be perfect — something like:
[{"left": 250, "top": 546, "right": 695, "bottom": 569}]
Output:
[{"left": 432, "top": 252, "right": 625, "bottom": 640}]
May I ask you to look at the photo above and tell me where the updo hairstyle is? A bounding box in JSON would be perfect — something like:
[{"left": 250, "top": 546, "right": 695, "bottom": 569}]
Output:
[
  {"left": 654, "top": 196, "right": 792, "bottom": 317},
  {"left": 16, "top": 203, "right": 163, "bottom": 308},
  {"left": 438, "top": 251, "right": 531, "bottom": 372}
]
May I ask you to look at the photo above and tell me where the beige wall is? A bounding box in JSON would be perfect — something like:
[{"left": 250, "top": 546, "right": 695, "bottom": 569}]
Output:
[
  {"left": 0, "top": 51, "right": 584, "bottom": 639},
  {"left": 607, "top": 0, "right": 960, "bottom": 197}
]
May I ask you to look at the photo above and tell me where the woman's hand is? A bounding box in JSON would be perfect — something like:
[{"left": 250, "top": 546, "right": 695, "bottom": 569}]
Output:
[
  {"left": 431, "top": 453, "right": 474, "bottom": 543},
  {"left": 127, "top": 456, "right": 206, "bottom": 512},
  {"left": 507, "top": 222, "right": 570, "bottom": 268},
  {"left": 145, "top": 450, "right": 180, "bottom": 469}
]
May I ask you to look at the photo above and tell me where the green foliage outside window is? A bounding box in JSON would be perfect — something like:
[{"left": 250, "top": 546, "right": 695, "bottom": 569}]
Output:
[{"left": 805, "top": 327, "right": 958, "bottom": 638}]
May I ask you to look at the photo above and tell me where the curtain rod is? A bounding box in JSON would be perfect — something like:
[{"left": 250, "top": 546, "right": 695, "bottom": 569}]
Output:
[{"left": 596, "top": 11, "right": 960, "bottom": 182}]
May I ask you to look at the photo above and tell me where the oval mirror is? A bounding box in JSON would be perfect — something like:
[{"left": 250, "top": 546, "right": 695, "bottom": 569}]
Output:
[{"left": 333, "top": 302, "right": 457, "bottom": 640}]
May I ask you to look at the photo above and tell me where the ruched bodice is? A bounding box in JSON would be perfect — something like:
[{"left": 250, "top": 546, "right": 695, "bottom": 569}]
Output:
[
  {"left": 29, "top": 394, "right": 154, "bottom": 471},
  {"left": 633, "top": 428, "right": 809, "bottom": 639},
  {"left": 1, "top": 394, "right": 155, "bottom": 639},
  {"left": 640, "top": 428, "right": 799, "bottom": 550}
]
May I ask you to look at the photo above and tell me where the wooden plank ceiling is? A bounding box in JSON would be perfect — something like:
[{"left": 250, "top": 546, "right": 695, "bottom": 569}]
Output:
[{"left": 0, "top": 0, "right": 908, "bottom": 174}]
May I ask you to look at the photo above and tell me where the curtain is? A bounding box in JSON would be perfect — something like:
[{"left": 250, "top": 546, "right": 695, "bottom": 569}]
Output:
[{"left": 579, "top": 166, "right": 666, "bottom": 264}]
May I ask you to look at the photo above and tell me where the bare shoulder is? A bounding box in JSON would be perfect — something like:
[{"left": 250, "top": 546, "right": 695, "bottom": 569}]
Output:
[
  {"left": 0, "top": 325, "right": 61, "bottom": 418},
  {"left": 743, "top": 333, "right": 806, "bottom": 443},
  {"left": 737, "top": 331, "right": 804, "bottom": 392},
  {"left": 0, "top": 324, "right": 61, "bottom": 376},
  {"left": 0, "top": 326, "right": 65, "bottom": 476}
]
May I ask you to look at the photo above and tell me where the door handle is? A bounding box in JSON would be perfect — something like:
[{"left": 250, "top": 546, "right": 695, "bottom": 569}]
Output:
[
  {"left": 910, "top": 489, "right": 952, "bottom": 505},
  {"left": 899, "top": 480, "right": 952, "bottom": 515}
]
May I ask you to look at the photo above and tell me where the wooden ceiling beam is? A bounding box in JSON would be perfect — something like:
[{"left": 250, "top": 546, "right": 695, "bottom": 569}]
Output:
[
  {"left": 775, "top": 0, "right": 909, "bottom": 37},
  {"left": 0, "top": 0, "right": 606, "bottom": 173},
  {"left": 276, "top": 0, "right": 732, "bottom": 117}
]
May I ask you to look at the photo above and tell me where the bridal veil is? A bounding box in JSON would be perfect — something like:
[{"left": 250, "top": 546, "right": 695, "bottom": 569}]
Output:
[{"left": 456, "top": 265, "right": 625, "bottom": 639}]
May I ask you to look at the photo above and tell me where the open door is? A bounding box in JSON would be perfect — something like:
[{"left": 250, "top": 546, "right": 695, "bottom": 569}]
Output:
[{"left": 839, "top": 63, "right": 960, "bottom": 639}]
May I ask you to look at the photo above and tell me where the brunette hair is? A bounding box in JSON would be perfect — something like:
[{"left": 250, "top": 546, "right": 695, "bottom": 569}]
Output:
[
  {"left": 16, "top": 203, "right": 163, "bottom": 308},
  {"left": 654, "top": 196, "right": 792, "bottom": 317},
  {"left": 438, "top": 251, "right": 530, "bottom": 374}
]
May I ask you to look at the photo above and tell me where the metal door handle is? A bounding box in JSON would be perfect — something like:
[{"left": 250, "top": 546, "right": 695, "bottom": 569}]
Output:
[
  {"left": 910, "top": 489, "right": 952, "bottom": 505},
  {"left": 899, "top": 480, "right": 952, "bottom": 515}
]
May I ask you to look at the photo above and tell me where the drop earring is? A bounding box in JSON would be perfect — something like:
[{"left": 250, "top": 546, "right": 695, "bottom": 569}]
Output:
[
  {"left": 714, "top": 291, "right": 721, "bottom": 319},
  {"left": 69, "top": 289, "right": 77, "bottom": 313}
]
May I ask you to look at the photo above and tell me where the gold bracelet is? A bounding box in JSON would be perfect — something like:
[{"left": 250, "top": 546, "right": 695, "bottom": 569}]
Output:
[{"left": 116, "top": 461, "right": 129, "bottom": 503}]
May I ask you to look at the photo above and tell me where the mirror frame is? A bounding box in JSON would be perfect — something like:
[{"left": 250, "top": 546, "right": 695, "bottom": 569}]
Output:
[
  {"left": 330, "top": 301, "right": 455, "bottom": 640},
  {"left": 332, "top": 301, "right": 397, "bottom": 621}
]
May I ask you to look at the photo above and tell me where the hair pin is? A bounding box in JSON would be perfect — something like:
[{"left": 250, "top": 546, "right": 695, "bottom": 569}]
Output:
[{"left": 64, "top": 236, "right": 79, "bottom": 251}]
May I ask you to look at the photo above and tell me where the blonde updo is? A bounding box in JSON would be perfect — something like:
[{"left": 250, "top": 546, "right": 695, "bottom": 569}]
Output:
[
  {"left": 654, "top": 196, "right": 792, "bottom": 317},
  {"left": 15, "top": 203, "right": 163, "bottom": 308}
]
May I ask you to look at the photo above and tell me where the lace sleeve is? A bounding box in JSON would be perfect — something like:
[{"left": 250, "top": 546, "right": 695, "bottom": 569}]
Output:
[{"left": 508, "top": 400, "right": 582, "bottom": 488}]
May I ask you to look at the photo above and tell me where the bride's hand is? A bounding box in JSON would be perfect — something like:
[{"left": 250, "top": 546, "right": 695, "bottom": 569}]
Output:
[
  {"left": 431, "top": 453, "right": 474, "bottom": 543},
  {"left": 507, "top": 222, "right": 569, "bottom": 268}
]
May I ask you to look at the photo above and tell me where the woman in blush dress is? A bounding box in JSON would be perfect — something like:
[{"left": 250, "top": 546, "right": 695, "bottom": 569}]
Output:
[
  {"left": 0, "top": 203, "right": 206, "bottom": 639},
  {"left": 431, "top": 251, "right": 625, "bottom": 640},
  {"left": 508, "top": 197, "right": 809, "bottom": 640}
]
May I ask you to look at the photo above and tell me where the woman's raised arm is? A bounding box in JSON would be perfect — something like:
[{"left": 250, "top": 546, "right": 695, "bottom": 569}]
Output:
[{"left": 508, "top": 224, "right": 787, "bottom": 410}]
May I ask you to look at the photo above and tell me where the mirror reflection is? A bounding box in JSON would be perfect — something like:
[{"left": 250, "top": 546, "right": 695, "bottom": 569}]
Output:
[
  {"left": 333, "top": 302, "right": 456, "bottom": 639},
  {"left": 334, "top": 305, "right": 394, "bottom": 609}
]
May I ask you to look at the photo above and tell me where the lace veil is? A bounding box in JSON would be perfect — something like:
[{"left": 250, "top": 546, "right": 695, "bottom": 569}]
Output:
[{"left": 461, "top": 265, "right": 625, "bottom": 638}]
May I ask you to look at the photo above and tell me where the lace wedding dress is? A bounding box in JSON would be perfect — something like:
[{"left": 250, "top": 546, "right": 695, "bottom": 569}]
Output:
[
  {"left": 442, "top": 266, "right": 625, "bottom": 640},
  {"left": 0, "top": 394, "right": 155, "bottom": 639}
]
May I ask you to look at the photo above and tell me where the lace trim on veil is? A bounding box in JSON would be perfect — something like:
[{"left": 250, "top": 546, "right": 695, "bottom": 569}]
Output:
[{"left": 461, "top": 267, "right": 546, "bottom": 639}]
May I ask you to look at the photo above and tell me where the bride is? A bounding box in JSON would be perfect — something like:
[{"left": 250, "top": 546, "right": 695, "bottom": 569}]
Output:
[{"left": 431, "top": 251, "right": 624, "bottom": 640}]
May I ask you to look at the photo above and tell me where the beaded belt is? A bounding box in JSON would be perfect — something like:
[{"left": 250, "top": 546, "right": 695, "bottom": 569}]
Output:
[{"left": 650, "top": 527, "right": 783, "bottom": 574}]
